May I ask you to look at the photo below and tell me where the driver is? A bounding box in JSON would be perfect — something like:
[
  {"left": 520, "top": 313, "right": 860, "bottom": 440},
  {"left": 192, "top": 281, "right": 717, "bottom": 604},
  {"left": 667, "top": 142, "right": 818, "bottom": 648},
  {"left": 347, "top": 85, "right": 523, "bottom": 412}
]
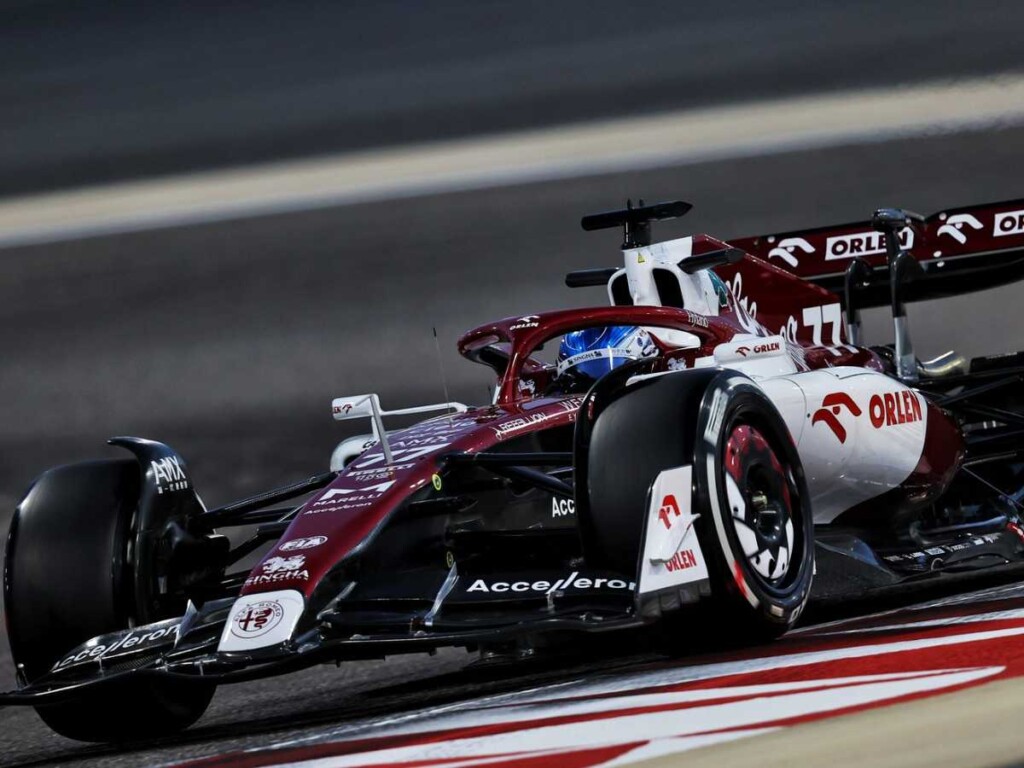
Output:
[{"left": 549, "top": 326, "right": 657, "bottom": 394}]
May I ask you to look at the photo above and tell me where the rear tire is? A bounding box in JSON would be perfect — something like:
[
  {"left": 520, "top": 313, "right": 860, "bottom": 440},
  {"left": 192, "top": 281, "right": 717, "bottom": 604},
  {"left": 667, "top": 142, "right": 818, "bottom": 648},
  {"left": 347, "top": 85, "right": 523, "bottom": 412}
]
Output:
[
  {"left": 4, "top": 460, "right": 214, "bottom": 741},
  {"left": 582, "top": 370, "right": 813, "bottom": 645}
]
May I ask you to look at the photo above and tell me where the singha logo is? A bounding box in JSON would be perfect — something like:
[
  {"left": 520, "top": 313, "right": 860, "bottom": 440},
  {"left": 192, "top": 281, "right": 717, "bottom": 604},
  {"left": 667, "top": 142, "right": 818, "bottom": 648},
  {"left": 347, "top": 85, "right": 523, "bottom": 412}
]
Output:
[
  {"left": 811, "top": 392, "right": 862, "bottom": 444},
  {"left": 262, "top": 555, "right": 306, "bottom": 574}
]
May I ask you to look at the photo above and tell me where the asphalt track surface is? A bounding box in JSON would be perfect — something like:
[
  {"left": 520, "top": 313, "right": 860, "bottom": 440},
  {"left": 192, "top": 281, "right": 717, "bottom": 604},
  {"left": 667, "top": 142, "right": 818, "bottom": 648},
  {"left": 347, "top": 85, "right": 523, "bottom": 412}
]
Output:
[
  {"left": 4, "top": 124, "right": 1024, "bottom": 766},
  {"left": 4, "top": 0, "right": 1024, "bottom": 197}
]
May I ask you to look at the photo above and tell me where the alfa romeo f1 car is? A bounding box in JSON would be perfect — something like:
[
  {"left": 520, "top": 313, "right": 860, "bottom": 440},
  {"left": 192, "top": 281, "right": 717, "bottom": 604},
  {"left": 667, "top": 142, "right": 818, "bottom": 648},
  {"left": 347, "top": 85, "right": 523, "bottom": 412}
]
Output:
[{"left": 6, "top": 197, "right": 1024, "bottom": 741}]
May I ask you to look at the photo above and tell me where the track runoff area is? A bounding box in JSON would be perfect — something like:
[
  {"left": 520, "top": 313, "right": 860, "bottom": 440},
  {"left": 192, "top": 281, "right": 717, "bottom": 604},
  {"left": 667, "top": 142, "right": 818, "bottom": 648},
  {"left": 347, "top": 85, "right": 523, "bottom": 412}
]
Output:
[{"left": 8, "top": 78, "right": 1024, "bottom": 767}]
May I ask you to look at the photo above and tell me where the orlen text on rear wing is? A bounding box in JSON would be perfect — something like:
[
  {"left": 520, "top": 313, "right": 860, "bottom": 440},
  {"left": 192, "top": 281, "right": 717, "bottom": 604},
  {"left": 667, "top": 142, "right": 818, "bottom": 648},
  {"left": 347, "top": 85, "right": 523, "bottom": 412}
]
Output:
[{"left": 730, "top": 198, "right": 1024, "bottom": 308}]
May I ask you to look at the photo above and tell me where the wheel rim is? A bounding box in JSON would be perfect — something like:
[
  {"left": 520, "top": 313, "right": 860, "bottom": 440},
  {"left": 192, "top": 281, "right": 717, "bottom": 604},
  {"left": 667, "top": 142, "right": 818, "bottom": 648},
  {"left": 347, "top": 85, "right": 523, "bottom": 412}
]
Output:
[{"left": 723, "top": 424, "right": 797, "bottom": 588}]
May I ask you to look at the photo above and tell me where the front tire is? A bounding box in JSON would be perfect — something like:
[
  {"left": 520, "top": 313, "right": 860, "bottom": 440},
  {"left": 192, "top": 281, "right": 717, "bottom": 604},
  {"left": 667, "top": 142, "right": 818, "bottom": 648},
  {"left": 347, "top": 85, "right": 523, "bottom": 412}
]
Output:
[
  {"left": 4, "top": 460, "right": 214, "bottom": 741},
  {"left": 582, "top": 369, "right": 813, "bottom": 645}
]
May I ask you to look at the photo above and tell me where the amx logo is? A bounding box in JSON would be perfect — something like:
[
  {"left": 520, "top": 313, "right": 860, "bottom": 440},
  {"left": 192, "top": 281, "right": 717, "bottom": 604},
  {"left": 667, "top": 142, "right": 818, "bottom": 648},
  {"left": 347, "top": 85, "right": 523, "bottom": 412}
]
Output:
[
  {"left": 811, "top": 392, "right": 862, "bottom": 444},
  {"left": 151, "top": 456, "right": 187, "bottom": 494}
]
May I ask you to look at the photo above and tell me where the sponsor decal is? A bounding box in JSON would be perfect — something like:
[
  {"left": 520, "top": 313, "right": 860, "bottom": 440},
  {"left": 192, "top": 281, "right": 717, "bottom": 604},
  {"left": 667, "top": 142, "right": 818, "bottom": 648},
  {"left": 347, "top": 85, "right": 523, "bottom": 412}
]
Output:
[
  {"left": 994, "top": 209, "right": 1024, "bottom": 237},
  {"left": 280, "top": 536, "right": 327, "bottom": 552},
  {"left": 333, "top": 402, "right": 355, "bottom": 416},
  {"left": 466, "top": 571, "right": 635, "bottom": 595},
  {"left": 665, "top": 549, "right": 700, "bottom": 572},
  {"left": 728, "top": 272, "right": 762, "bottom": 337},
  {"left": 657, "top": 494, "right": 682, "bottom": 530},
  {"left": 666, "top": 357, "right": 687, "bottom": 371},
  {"left": 351, "top": 445, "right": 449, "bottom": 469},
  {"left": 735, "top": 341, "right": 781, "bottom": 358},
  {"left": 556, "top": 347, "right": 634, "bottom": 376},
  {"left": 218, "top": 589, "right": 305, "bottom": 652},
  {"left": 767, "top": 236, "right": 815, "bottom": 268},
  {"left": 55, "top": 622, "right": 179, "bottom": 669},
  {"left": 432, "top": 473, "right": 443, "bottom": 491},
  {"left": 492, "top": 398, "right": 582, "bottom": 438},
  {"left": 345, "top": 464, "right": 412, "bottom": 481},
  {"left": 825, "top": 228, "right": 913, "bottom": 260},
  {"left": 245, "top": 555, "right": 310, "bottom": 586},
  {"left": 230, "top": 600, "right": 285, "bottom": 639},
  {"left": 937, "top": 213, "right": 983, "bottom": 244},
  {"left": 653, "top": 491, "right": 699, "bottom": 551},
  {"left": 151, "top": 456, "right": 188, "bottom": 494},
  {"left": 551, "top": 497, "right": 575, "bottom": 517},
  {"left": 813, "top": 389, "right": 923, "bottom": 443},
  {"left": 639, "top": 466, "right": 707, "bottom": 594},
  {"left": 868, "top": 390, "right": 922, "bottom": 428},
  {"left": 684, "top": 309, "right": 709, "bottom": 329},
  {"left": 509, "top": 315, "right": 540, "bottom": 331},
  {"left": 702, "top": 388, "right": 728, "bottom": 444},
  {"left": 304, "top": 481, "right": 396, "bottom": 514},
  {"left": 810, "top": 392, "right": 862, "bottom": 444},
  {"left": 884, "top": 535, "right": 1003, "bottom": 563}
]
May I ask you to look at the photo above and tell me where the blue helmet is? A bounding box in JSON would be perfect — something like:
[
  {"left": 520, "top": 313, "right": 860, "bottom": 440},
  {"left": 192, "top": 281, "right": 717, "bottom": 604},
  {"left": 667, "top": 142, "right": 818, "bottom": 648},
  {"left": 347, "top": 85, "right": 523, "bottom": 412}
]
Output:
[{"left": 556, "top": 326, "right": 655, "bottom": 384}]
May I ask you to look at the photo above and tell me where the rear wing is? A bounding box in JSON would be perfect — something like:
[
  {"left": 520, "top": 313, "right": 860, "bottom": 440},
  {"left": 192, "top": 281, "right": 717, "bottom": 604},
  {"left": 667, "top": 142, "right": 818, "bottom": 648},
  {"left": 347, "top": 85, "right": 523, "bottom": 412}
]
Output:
[{"left": 730, "top": 198, "right": 1024, "bottom": 307}]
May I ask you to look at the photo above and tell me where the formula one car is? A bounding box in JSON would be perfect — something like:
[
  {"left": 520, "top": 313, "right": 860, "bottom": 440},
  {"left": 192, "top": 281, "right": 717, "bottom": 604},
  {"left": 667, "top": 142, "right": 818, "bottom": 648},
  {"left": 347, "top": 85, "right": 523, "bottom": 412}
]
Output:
[{"left": 6, "top": 198, "right": 1024, "bottom": 741}]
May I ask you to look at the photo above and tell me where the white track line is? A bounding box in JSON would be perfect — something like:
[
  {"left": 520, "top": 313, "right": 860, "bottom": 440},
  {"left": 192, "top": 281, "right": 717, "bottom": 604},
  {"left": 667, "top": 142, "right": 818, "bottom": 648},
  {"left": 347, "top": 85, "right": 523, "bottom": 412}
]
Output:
[{"left": 4, "top": 74, "right": 1024, "bottom": 249}]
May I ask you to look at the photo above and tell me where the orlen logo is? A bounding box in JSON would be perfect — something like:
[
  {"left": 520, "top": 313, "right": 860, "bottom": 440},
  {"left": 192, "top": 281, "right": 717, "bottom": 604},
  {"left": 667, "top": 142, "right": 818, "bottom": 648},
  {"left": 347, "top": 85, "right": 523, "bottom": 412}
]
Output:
[
  {"left": 665, "top": 549, "right": 699, "bottom": 572},
  {"left": 824, "top": 228, "right": 913, "bottom": 260},
  {"left": 869, "top": 391, "right": 922, "bottom": 428},
  {"left": 811, "top": 392, "right": 862, "bottom": 444},
  {"left": 767, "top": 237, "right": 814, "bottom": 268},
  {"left": 937, "top": 213, "right": 983, "bottom": 244},
  {"left": 735, "top": 341, "right": 780, "bottom": 358},
  {"left": 658, "top": 494, "right": 681, "bottom": 529},
  {"left": 994, "top": 209, "right": 1024, "bottom": 238},
  {"left": 510, "top": 315, "right": 540, "bottom": 331}
]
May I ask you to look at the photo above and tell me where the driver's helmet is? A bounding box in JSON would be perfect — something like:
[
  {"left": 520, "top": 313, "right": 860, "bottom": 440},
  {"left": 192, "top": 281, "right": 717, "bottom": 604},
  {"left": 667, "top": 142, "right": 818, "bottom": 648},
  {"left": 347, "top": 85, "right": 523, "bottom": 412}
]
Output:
[{"left": 553, "top": 326, "right": 656, "bottom": 391}]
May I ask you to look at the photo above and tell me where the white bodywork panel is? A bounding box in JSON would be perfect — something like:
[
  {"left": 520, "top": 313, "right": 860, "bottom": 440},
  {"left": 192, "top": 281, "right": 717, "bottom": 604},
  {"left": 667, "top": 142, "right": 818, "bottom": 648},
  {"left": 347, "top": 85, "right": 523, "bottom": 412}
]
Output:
[
  {"left": 611, "top": 236, "right": 724, "bottom": 318},
  {"left": 638, "top": 466, "right": 709, "bottom": 595},
  {"left": 748, "top": 366, "right": 927, "bottom": 524},
  {"left": 634, "top": 462, "right": 708, "bottom": 593}
]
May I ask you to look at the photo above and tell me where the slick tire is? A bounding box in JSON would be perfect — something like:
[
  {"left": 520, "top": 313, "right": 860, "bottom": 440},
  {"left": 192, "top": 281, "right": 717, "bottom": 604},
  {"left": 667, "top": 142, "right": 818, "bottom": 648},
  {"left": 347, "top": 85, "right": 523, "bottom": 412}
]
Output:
[
  {"left": 4, "top": 460, "right": 214, "bottom": 741},
  {"left": 582, "top": 369, "right": 814, "bottom": 645}
]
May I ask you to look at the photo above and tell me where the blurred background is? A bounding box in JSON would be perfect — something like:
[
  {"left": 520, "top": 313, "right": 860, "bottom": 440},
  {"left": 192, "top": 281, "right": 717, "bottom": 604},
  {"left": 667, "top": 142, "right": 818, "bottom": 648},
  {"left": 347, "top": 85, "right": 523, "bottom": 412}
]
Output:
[{"left": 2, "top": 0, "right": 1024, "bottom": 757}]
